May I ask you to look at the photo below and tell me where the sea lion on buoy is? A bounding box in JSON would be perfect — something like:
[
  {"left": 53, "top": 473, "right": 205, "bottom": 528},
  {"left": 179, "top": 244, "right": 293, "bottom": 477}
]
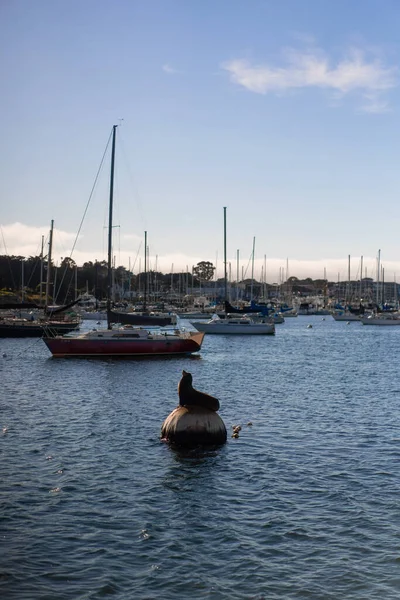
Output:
[{"left": 178, "top": 370, "right": 220, "bottom": 411}]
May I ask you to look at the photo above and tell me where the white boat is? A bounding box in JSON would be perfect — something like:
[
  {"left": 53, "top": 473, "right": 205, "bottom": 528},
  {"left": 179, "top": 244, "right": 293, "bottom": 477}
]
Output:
[
  {"left": 192, "top": 314, "right": 275, "bottom": 335},
  {"left": 360, "top": 313, "right": 400, "bottom": 326},
  {"left": 281, "top": 308, "right": 298, "bottom": 317},
  {"left": 332, "top": 311, "right": 361, "bottom": 322}
]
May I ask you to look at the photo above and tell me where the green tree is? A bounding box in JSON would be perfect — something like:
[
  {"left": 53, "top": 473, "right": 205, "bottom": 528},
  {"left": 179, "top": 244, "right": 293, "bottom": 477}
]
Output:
[{"left": 193, "top": 261, "right": 215, "bottom": 283}]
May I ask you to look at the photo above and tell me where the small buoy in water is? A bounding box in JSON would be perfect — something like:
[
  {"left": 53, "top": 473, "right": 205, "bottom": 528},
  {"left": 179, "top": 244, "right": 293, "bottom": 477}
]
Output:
[
  {"left": 322, "top": 318, "right": 325, "bottom": 321},
  {"left": 307, "top": 324, "right": 313, "bottom": 328},
  {"left": 2, "top": 353, "right": 6, "bottom": 358},
  {"left": 347, "top": 321, "right": 351, "bottom": 325},
  {"left": 247, "top": 422, "right": 253, "bottom": 427}
]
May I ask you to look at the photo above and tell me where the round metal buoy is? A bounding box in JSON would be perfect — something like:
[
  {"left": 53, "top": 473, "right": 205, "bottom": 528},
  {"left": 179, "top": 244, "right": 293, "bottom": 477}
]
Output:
[{"left": 161, "top": 405, "right": 227, "bottom": 448}]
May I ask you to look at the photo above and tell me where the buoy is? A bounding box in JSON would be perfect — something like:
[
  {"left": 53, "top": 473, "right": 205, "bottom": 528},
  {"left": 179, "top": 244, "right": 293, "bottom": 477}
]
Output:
[
  {"left": 307, "top": 324, "right": 313, "bottom": 328},
  {"left": 161, "top": 405, "right": 227, "bottom": 447},
  {"left": 161, "top": 371, "right": 227, "bottom": 447}
]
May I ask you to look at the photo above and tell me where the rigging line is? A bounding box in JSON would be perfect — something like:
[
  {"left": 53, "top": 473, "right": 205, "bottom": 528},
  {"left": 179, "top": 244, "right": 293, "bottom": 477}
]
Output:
[
  {"left": 62, "top": 268, "right": 77, "bottom": 303},
  {"left": 131, "top": 241, "right": 142, "bottom": 273},
  {"left": 0, "top": 225, "right": 17, "bottom": 290},
  {"left": 242, "top": 250, "right": 254, "bottom": 280},
  {"left": 118, "top": 130, "right": 147, "bottom": 230},
  {"left": 54, "top": 128, "right": 114, "bottom": 304}
]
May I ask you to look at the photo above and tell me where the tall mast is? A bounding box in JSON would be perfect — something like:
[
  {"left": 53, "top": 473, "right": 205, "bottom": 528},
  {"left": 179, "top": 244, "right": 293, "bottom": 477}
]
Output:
[
  {"left": 45, "top": 219, "right": 54, "bottom": 308},
  {"left": 21, "top": 258, "right": 24, "bottom": 302},
  {"left": 264, "top": 254, "right": 267, "bottom": 300},
  {"left": 236, "top": 249, "right": 239, "bottom": 303},
  {"left": 250, "top": 236, "right": 255, "bottom": 302},
  {"left": 144, "top": 230, "right": 147, "bottom": 311},
  {"left": 223, "top": 206, "right": 227, "bottom": 305},
  {"left": 347, "top": 254, "right": 350, "bottom": 305},
  {"left": 107, "top": 125, "right": 117, "bottom": 329},
  {"left": 376, "top": 249, "right": 381, "bottom": 306},
  {"left": 39, "top": 235, "right": 44, "bottom": 306}
]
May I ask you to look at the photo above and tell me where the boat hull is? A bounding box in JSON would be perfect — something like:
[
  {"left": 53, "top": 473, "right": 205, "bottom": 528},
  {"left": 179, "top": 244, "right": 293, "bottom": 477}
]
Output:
[
  {"left": 360, "top": 317, "right": 400, "bottom": 326},
  {"left": 192, "top": 323, "right": 275, "bottom": 335},
  {"left": 42, "top": 332, "right": 205, "bottom": 357},
  {"left": 332, "top": 313, "right": 360, "bottom": 321}
]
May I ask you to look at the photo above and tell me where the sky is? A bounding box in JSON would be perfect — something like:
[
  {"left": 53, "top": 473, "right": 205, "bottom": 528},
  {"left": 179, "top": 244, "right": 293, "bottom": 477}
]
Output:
[{"left": 1, "top": 0, "right": 400, "bottom": 283}]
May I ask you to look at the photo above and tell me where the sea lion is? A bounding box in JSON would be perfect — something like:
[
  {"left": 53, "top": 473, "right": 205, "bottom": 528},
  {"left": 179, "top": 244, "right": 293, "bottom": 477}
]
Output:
[{"left": 178, "top": 370, "right": 220, "bottom": 412}]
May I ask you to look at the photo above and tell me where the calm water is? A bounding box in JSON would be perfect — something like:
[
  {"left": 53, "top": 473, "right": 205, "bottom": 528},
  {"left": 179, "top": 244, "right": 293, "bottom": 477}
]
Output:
[{"left": 1, "top": 316, "right": 400, "bottom": 599}]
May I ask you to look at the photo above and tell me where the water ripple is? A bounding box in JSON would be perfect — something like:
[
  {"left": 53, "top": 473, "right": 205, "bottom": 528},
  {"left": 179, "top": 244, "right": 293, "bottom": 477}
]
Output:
[{"left": 2, "top": 318, "right": 400, "bottom": 598}]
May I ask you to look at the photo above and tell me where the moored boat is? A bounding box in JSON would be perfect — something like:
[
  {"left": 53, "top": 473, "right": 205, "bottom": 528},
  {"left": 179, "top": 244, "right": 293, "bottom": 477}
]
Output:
[
  {"left": 360, "top": 313, "right": 400, "bottom": 326},
  {"left": 43, "top": 326, "right": 205, "bottom": 357},
  {"left": 42, "top": 125, "right": 205, "bottom": 358},
  {"left": 192, "top": 313, "right": 275, "bottom": 335},
  {"left": 0, "top": 316, "right": 80, "bottom": 338}
]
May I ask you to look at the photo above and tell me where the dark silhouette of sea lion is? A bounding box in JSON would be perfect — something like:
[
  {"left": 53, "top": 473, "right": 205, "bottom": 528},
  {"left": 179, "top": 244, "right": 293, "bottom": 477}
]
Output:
[{"left": 178, "top": 370, "right": 220, "bottom": 411}]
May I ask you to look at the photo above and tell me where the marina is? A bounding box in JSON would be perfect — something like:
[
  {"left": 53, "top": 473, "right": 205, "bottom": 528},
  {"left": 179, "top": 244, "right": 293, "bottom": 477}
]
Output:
[
  {"left": 2, "top": 3, "right": 400, "bottom": 598},
  {"left": 2, "top": 316, "right": 400, "bottom": 599}
]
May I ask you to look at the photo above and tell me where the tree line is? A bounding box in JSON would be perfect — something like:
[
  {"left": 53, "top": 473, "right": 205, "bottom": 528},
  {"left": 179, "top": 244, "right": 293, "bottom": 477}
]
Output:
[
  {"left": 2, "top": 254, "right": 372, "bottom": 304},
  {"left": 0, "top": 256, "right": 218, "bottom": 303}
]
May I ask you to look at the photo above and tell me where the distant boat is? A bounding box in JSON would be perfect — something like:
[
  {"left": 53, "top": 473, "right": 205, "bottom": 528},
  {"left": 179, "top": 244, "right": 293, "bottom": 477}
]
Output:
[
  {"left": 192, "top": 208, "right": 275, "bottom": 336},
  {"left": 192, "top": 313, "right": 275, "bottom": 335},
  {"left": 43, "top": 125, "right": 205, "bottom": 358},
  {"left": 0, "top": 230, "right": 81, "bottom": 338},
  {"left": 360, "top": 312, "right": 400, "bottom": 326},
  {"left": 332, "top": 312, "right": 361, "bottom": 322},
  {"left": 0, "top": 315, "right": 80, "bottom": 338}
]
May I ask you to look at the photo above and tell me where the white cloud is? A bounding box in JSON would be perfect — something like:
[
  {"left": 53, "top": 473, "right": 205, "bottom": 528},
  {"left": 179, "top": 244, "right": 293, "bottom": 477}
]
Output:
[
  {"left": 162, "top": 63, "right": 179, "bottom": 75},
  {"left": 0, "top": 222, "right": 76, "bottom": 258},
  {"left": 221, "top": 48, "right": 397, "bottom": 112}
]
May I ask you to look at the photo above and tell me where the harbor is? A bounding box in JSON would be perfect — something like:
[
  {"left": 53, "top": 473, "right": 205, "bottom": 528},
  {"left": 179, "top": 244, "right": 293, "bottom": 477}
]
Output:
[{"left": 2, "top": 315, "right": 400, "bottom": 599}]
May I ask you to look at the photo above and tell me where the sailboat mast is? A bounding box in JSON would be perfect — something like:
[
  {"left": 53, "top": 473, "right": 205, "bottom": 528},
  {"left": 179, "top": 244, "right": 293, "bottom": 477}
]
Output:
[
  {"left": 236, "top": 249, "right": 239, "bottom": 303},
  {"left": 223, "top": 207, "right": 227, "bottom": 304},
  {"left": 45, "top": 220, "right": 54, "bottom": 308},
  {"left": 347, "top": 254, "right": 350, "bottom": 305},
  {"left": 250, "top": 236, "right": 255, "bottom": 302},
  {"left": 107, "top": 125, "right": 117, "bottom": 329},
  {"left": 39, "top": 235, "right": 44, "bottom": 307},
  {"left": 144, "top": 230, "right": 147, "bottom": 311},
  {"left": 376, "top": 249, "right": 381, "bottom": 306}
]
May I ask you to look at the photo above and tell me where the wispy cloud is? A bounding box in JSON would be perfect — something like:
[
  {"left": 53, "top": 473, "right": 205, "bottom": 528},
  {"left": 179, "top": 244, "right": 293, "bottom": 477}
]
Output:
[
  {"left": 162, "top": 63, "right": 180, "bottom": 75},
  {"left": 221, "top": 47, "right": 397, "bottom": 112}
]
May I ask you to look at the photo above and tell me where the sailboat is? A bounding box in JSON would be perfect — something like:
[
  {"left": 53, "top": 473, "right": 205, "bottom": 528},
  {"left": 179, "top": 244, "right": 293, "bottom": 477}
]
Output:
[
  {"left": 107, "top": 231, "right": 176, "bottom": 327},
  {"left": 42, "top": 125, "right": 204, "bottom": 357},
  {"left": 0, "top": 222, "right": 81, "bottom": 338},
  {"left": 192, "top": 208, "right": 275, "bottom": 336}
]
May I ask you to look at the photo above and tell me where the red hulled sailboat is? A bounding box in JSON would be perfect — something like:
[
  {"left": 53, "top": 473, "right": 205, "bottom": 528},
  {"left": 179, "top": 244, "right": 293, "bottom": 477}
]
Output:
[{"left": 42, "top": 125, "right": 204, "bottom": 358}]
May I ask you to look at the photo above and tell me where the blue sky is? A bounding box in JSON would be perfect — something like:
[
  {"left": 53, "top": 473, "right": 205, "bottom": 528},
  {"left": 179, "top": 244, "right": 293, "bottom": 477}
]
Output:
[{"left": 1, "top": 0, "right": 400, "bottom": 282}]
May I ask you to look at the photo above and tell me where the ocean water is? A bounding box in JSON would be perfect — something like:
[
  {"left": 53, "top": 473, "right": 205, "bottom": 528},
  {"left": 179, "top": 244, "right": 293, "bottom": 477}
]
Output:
[{"left": 1, "top": 316, "right": 400, "bottom": 599}]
